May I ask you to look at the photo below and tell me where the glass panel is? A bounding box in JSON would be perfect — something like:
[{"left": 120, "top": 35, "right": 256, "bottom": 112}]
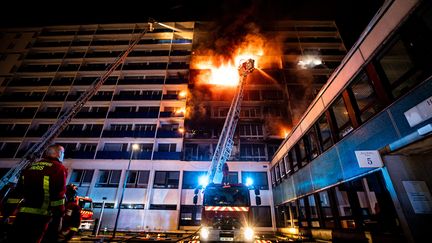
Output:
[
  {"left": 318, "top": 114, "right": 333, "bottom": 151},
  {"left": 110, "top": 170, "right": 121, "bottom": 184},
  {"left": 82, "top": 170, "right": 94, "bottom": 183},
  {"left": 98, "top": 170, "right": 109, "bottom": 184},
  {"left": 298, "top": 198, "right": 309, "bottom": 227},
  {"left": 351, "top": 72, "right": 383, "bottom": 122},
  {"left": 319, "top": 191, "right": 333, "bottom": 218},
  {"left": 331, "top": 97, "right": 353, "bottom": 138}
]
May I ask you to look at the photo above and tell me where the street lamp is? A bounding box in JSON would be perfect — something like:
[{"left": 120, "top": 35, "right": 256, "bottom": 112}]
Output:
[{"left": 112, "top": 143, "right": 140, "bottom": 237}]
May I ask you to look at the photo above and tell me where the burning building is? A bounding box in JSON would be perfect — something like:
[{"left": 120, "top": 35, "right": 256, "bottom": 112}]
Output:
[{"left": 0, "top": 19, "right": 346, "bottom": 231}]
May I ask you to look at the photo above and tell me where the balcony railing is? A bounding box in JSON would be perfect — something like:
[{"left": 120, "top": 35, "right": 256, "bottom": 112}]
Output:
[
  {"left": 108, "top": 112, "right": 159, "bottom": 119},
  {"left": 35, "top": 111, "right": 60, "bottom": 119},
  {"left": 59, "top": 130, "right": 102, "bottom": 137},
  {"left": 156, "top": 130, "right": 183, "bottom": 138},
  {"left": 65, "top": 151, "right": 96, "bottom": 159},
  {"left": 0, "top": 95, "right": 44, "bottom": 102},
  {"left": 44, "top": 95, "right": 67, "bottom": 101},
  {"left": 113, "top": 94, "right": 162, "bottom": 101},
  {"left": 1, "top": 129, "right": 28, "bottom": 137},
  {"left": 159, "top": 111, "right": 184, "bottom": 118},
  {"left": 165, "top": 79, "right": 188, "bottom": 84},
  {"left": 95, "top": 151, "right": 152, "bottom": 160},
  {"left": 75, "top": 112, "right": 108, "bottom": 119},
  {"left": 0, "top": 112, "right": 36, "bottom": 119},
  {"left": 153, "top": 152, "right": 181, "bottom": 160},
  {"left": 102, "top": 130, "right": 155, "bottom": 138},
  {"left": 117, "top": 78, "right": 164, "bottom": 85}
]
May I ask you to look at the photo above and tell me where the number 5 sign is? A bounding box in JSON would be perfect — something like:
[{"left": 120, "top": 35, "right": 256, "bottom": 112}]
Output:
[{"left": 355, "top": 150, "right": 384, "bottom": 168}]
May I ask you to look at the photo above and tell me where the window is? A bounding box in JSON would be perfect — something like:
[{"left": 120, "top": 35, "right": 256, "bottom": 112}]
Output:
[
  {"left": 330, "top": 96, "right": 353, "bottom": 138},
  {"left": 158, "top": 143, "right": 176, "bottom": 152},
  {"left": 227, "top": 172, "right": 239, "bottom": 184},
  {"left": 288, "top": 201, "right": 299, "bottom": 227},
  {"left": 126, "top": 170, "right": 149, "bottom": 188},
  {"left": 308, "top": 195, "right": 320, "bottom": 227},
  {"left": 267, "top": 144, "right": 279, "bottom": 159},
  {"left": 377, "top": 39, "right": 426, "bottom": 99},
  {"left": 103, "top": 143, "right": 127, "bottom": 151},
  {"left": 284, "top": 153, "right": 292, "bottom": 175},
  {"left": 240, "top": 144, "right": 266, "bottom": 161},
  {"left": 271, "top": 167, "right": 276, "bottom": 185},
  {"left": 240, "top": 107, "right": 261, "bottom": 118},
  {"left": 298, "top": 198, "right": 309, "bottom": 227},
  {"left": 250, "top": 206, "right": 272, "bottom": 227},
  {"left": 96, "top": 170, "right": 121, "bottom": 187},
  {"left": 153, "top": 171, "right": 179, "bottom": 189},
  {"left": 69, "top": 169, "right": 94, "bottom": 186},
  {"left": 120, "top": 203, "right": 144, "bottom": 209},
  {"left": 319, "top": 190, "right": 335, "bottom": 228},
  {"left": 179, "top": 205, "right": 202, "bottom": 226},
  {"left": 241, "top": 171, "right": 268, "bottom": 190},
  {"left": 316, "top": 114, "right": 333, "bottom": 151},
  {"left": 275, "top": 164, "right": 280, "bottom": 182},
  {"left": 279, "top": 159, "right": 286, "bottom": 178},
  {"left": 305, "top": 127, "right": 320, "bottom": 160},
  {"left": 238, "top": 124, "right": 263, "bottom": 137},
  {"left": 335, "top": 185, "right": 355, "bottom": 228},
  {"left": 349, "top": 72, "right": 384, "bottom": 122},
  {"left": 297, "top": 140, "right": 308, "bottom": 167},
  {"left": 290, "top": 150, "right": 299, "bottom": 173},
  {"left": 149, "top": 204, "right": 177, "bottom": 210},
  {"left": 182, "top": 171, "right": 206, "bottom": 189}
]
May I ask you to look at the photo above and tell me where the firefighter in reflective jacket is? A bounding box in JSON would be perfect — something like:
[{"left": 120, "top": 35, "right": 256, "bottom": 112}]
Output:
[
  {"left": 7, "top": 144, "right": 67, "bottom": 243},
  {"left": 59, "top": 184, "right": 81, "bottom": 242}
]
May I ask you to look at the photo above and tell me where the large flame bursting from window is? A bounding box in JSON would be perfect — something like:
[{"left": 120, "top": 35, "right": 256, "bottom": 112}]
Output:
[{"left": 191, "top": 34, "right": 266, "bottom": 86}]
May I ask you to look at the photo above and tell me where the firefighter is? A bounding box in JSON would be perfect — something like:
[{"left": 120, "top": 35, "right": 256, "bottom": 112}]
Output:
[
  {"left": 58, "top": 184, "right": 81, "bottom": 242},
  {"left": 7, "top": 144, "right": 67, "bottom": 243},
  {"left": 222, "top": 163, "right": 230, "bottom": 185}
]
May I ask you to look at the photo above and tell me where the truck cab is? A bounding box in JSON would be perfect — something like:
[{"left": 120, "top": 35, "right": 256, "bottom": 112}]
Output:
[
  {"left": 76, "top": 196, "right": 94, "bottom": 230},
  {"left": 199, "top": 183, "right": 255, "bottom": 242}
]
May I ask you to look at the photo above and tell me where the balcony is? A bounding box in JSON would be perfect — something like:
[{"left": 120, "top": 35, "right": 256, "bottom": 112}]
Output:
[
  {"left": 26, "top": 52, "right": 65, "bottom": 59},
  {"left": 108, "top": 112, "right": 159, "bottom": 119},
  {"left": 91, "top": 94, "right": 113, "bottom": 101},
  {"left": 152, "top": 152, "right": 181, "bottom": 160},
  {"left": 59, "top": 130, "right": 102, "bottom": 137},
  {"left": 117, "top": 78, "right": 164, "bottom": 85},
  {"left": 162, "top": 94, "right": 181, "bottom": 100},
  {"left": 0, "top": 95, "right": 44, "bottom": 102},
  {"left": 74, "top": 112, "right": 107, "bottom": 119},
  {"left": 44, "top": 95, "right": 67, "bottom": 101},
  {"left": 156, "top": 129, "right": 183, "bottom": 138},
  {"left": 95, "top": 151, "right": 152, "bottom": 160},
  {"left": 0, "top": 112, "right": 36, "bottom": 119},
  {"left": 8, "top": 78, "right": 51, "bottom": 87},
  {"left": 1, "top": 129, "right": 28, "bottom": 137},
  {"left": 32, "top": 41, "right": 71, "bottom": 47},
  {"left": 17, "top": 65, "right": 59, "bottom": 73},
  {"left": 159, "top": 111, "right": 184, "bottom": 118},
  {"left": 26, "top": 129, "right": 48, "bottom": 137},
  {"left": 65, "top": 151, "right": 96, "bottom": 159},
  {"left": 0, "top": 151, "right": 17, "bottom": 158},
  {"left": 122, "top": 63, "right": 166, "bottom": 70},
  {"left": 113, "top": 94, "right": 162, "bottom": 101},
  {"left": 165, "top": 79, "right": 188, "bottom": 84},
  {"left": 35, "top": 111, "right": 60, "bottom": 119},
  {"left": 51, "top": 78, "right": 74, "bottom": 86},
  {"left": 102, "top": 130, "right": 155, "bottom": 138}
]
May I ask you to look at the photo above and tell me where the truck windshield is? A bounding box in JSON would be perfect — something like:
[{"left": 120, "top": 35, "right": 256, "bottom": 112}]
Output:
[
  {"left": 203, "top": 186, "right": 249, "bottom": 206},
  {"left": 79, "top": 199, "right": 93, "bottom": 210}
]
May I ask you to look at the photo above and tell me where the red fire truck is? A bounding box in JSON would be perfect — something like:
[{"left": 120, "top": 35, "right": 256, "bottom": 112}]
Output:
[
  {"left": 76, "top": 196, "right": 94, "bottom": 230},
  {"left": 197, "top": 183, "right": 260, "bottom": 242}
]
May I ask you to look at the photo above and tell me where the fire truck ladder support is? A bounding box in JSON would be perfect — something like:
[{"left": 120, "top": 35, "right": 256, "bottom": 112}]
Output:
[
  {"left": 207, "top": 59, "right": 255, "bottom": 184},
  {"left": 0, "top": 21, "right": 156, "bottom": 194}
]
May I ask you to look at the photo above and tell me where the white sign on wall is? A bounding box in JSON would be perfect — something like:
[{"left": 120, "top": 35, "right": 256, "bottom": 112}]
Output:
[
  {"left": 402, "top": 181, "right": 432, "bottom": 214},
  {"left": 404, "top": 96, "right": 432, "bottom": 127},
  {"left": 354, "top": 150, "right": 384, "bottom": 168}
]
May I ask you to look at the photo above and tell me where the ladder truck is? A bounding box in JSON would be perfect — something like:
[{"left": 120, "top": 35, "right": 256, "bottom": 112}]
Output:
[
  {"left": 0, "top": 21, "right": 156, "bottom": 199},
  {"left": 194, "top": 59, "right": 262, "bottom": 242}
]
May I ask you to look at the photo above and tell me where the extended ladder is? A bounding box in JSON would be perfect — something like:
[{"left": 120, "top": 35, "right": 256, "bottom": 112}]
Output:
[{"left": 207, "top": 59, "right": 255, "bottom": 183}]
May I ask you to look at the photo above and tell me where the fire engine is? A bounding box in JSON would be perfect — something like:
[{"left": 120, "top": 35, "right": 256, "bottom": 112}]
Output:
[
  {"left": 193, "top": 59, "right": 262, "bottom": 242},
  {"left": 76, "top": 196, "right": 94, "bottom": 230}
]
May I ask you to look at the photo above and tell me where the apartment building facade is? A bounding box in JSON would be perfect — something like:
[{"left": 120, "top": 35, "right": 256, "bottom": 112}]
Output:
[{"left": 0, "top": 20, "right": 345, "bottom": 231}]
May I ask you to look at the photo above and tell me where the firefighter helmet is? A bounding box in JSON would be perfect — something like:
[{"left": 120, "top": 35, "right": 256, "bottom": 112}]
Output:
[{"left": 66, "top": 184, "right": 78, "bottom": 201}]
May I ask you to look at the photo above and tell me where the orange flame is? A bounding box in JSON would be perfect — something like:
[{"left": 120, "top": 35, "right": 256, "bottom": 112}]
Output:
[{"left": 192, "top": 34, "right": 266, "bottom": 86}]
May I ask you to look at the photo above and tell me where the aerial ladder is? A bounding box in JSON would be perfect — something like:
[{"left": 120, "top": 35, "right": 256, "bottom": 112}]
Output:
[
  {"left": 0, "top": 21, "right": 157, "bottom": 196},
  {"left": 206, "top": 59, "right": 255, "bottom": 184}
]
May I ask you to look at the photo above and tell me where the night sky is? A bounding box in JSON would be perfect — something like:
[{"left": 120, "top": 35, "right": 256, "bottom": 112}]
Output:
[{"left": 1, "top": 0, "right": 383, "bottom": 48}]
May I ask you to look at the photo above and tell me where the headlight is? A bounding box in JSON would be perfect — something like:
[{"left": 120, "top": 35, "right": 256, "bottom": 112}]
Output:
[
  {"left": 200, "top": 227, "right": 210, "bottom": 240},
  {"left": 244, "top": 227, "right": 254, "bottom": 241}
]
